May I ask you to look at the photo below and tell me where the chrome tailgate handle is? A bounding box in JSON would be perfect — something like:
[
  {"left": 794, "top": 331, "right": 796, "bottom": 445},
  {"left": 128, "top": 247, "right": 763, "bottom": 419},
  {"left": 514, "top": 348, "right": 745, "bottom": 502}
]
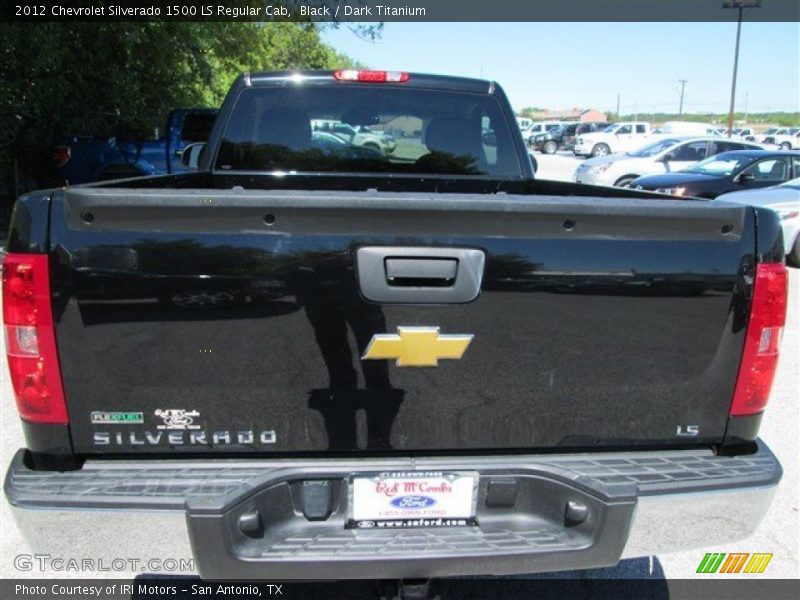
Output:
[
  {"left": 357, "top": 247, "right": 485, "bottom": 304},
  {"left": 385, "top": 257, "right": 458, "bottom": 286}
]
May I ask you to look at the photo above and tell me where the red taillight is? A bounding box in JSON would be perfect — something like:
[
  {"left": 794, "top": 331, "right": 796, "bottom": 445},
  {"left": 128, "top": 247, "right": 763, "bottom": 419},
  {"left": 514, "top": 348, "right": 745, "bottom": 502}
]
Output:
[
  {"left": 730, "top": 263, "right": 789, "bottom": 416},
  {"left": 333, "top": 69, "right": 409, "bottom": 83},
  {"left": 2, "top": 254, "right": 69, "bottom": 424},
  {"left": 54, "top": 145, "right": 71, "bottom": 168}
]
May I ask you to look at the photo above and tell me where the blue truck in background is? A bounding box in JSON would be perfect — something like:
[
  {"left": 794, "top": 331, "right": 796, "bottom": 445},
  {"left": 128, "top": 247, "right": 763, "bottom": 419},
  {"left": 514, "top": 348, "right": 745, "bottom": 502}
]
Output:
[{"left": 55, "top": 108, "right": 217, "bottom": 184}]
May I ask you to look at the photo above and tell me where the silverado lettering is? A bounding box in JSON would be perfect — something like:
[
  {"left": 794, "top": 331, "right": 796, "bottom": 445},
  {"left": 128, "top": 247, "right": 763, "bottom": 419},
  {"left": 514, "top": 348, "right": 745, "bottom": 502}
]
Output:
[{"left": 93, "top": 430, "right": 277, "bottom": 446}]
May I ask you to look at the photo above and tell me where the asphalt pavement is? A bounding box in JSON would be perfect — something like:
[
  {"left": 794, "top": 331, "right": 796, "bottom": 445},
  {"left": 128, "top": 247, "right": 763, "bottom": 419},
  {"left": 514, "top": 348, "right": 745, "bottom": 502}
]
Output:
[{"left": 0, "top": 156, "right": 797, "bottom": 590}]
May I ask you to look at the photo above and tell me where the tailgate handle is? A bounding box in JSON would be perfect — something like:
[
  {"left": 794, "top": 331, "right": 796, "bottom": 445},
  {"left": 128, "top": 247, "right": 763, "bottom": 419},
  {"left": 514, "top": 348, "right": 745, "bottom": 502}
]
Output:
[
  {"left": 357, "top": 247, "right": 485, "bottom": 304},
  {"left": 385, "top": 257, "right": 457, "bottom": 287}
]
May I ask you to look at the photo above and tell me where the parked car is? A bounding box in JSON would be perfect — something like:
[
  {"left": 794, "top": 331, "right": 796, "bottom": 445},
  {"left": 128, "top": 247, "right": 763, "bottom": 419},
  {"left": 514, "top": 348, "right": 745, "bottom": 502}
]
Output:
[
  {"left": 516, "top": 117, "right": 534, "bottom": 132},
  {"left": 311, "top": 120, "right": 397, "bottom": 154},
  {"left": 722, "top": 127, "right": 757, "bottom": 141},
  {"left": 575, "top": 137, "right": 763, "bottom": 188},
  {"left": 631, "top": 150, "right": 800, "bottom": 198},
  {"left": 763, "top": 127, "right": 800, "bottom": 150},
  {"left": 759, "top": 128, "right": 780, "bottom": 144},
  {"left": 530, "top": 124, "right": 569, "bottom": 154},
  {"left": 4, "top": 69, "right": 786, "bottom": 586},
  {"left": 310, "top": 131, "right": 384, "bottom": 160},
  {"left": 574, "top": 121, "right": 652, "bottom": 157},
  {"left": 55, "top": 108, "right": 217, "bottom": 184},
  {"left": 717, "top": 177, "right": 800, "bottom": 266},
  {"left": 531, "top": 122, "right": 611, "bottom": 154},
  {"left": 525, "top": 121, "right": 564, "bottom": 144}
]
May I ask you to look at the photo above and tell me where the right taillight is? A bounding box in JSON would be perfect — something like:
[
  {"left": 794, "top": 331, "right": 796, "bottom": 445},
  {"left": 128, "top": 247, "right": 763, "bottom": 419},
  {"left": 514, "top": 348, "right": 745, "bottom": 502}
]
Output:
[{"left": 730, "top": 263, "right": 789, "bottom": 416}]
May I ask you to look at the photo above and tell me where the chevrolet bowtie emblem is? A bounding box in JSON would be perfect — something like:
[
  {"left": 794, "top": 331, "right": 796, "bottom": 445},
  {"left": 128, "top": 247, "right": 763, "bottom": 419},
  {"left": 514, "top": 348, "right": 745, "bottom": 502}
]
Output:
[{"left": 362, "top": 327, "right": 473, "bottom": 367}]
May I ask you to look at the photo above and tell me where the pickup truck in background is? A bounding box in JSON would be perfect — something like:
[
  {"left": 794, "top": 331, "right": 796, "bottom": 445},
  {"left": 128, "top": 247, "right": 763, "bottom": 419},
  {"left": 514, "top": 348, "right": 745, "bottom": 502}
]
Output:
[
  {"left": 575, "top": 121, "right": 723, "bottom": 158},
  {"left": 54, "top": 108, "right": 217, "bottom": 184},
  {"left": 4, "top": 70, "right": 788, "bottom": 586},
  {"left": 763, "top": 127, "right": 800, "bottom": 150},
  {"left": 573, "top": 121, "right": 652, "bottom": 157}
]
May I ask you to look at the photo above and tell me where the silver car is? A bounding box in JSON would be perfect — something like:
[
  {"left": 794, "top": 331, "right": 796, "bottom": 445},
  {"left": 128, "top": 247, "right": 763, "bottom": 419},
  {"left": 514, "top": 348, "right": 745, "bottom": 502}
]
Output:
[
  {"left": 716, "top": 177, "right": 800, "bottom": 267},
  {"left": 574, "top": 136, "right": 763, "bottom": 188}
]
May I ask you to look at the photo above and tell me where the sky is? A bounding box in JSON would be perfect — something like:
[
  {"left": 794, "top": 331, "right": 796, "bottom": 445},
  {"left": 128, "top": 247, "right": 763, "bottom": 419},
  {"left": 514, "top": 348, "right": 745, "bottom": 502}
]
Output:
[{"left": 321, "top": 22, "right": 800, "bottom": 115}]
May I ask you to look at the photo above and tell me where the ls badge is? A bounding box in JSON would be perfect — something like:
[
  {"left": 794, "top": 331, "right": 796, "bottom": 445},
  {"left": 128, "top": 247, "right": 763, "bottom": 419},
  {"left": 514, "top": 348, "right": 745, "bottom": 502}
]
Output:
[{"left": 362, "top": 327, "right": 473, "bottom": 367}]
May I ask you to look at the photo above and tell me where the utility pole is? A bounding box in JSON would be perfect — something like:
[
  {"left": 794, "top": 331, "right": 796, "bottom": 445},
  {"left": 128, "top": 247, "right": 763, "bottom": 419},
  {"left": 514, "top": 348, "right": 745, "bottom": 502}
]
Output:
[
  {"left": 743, "top": 91, "right": 749, "bottom": 124},
  {"left": 678, "top": 79, "right": 688, "bottom": 116},
  {"left": 723, "top": 1, "right": 761, "bottom": 137}
]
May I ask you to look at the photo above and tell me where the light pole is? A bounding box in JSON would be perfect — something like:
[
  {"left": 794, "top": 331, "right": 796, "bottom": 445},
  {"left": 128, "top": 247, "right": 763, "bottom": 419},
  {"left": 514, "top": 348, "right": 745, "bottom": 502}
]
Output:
[
  {"left": 678, "top": 79, "right": 688, "bottom": 116},
  {"left": 723, "top": 0, "right": 761, "bottom": 137}
]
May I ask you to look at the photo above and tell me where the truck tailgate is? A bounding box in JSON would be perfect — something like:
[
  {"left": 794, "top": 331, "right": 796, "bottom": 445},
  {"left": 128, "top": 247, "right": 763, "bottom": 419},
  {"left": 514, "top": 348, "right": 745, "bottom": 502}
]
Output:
[{"left": 51, "top": 187, "right": 753, "bottom": 454}]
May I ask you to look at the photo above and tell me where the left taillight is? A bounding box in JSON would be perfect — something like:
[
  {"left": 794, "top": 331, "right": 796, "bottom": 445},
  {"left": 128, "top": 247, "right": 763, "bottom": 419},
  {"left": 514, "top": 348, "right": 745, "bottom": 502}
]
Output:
[
  {"left": 729, "top": 262, "right": 789, "bottom": 416},
  {"left": 54, "top": 145, "right": 71, "bottom": 168},
  {"left": 2, "top": 253, "right": 69, "bottom": 424}
]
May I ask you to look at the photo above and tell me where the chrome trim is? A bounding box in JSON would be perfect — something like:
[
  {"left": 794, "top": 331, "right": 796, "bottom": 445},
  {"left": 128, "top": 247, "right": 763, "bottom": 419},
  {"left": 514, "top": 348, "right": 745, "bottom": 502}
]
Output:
[
  {"left": 6, "top": 444, "right": 781, "bottom": 576},
  {"left": 9, "top": 505, "right": 195, "bottom": 573},
  {"left": 8, "top": 481, "right": 778, "bottom": 574},
  {"left": 621, "top": 483, "right": 778, "bottom": 558}
]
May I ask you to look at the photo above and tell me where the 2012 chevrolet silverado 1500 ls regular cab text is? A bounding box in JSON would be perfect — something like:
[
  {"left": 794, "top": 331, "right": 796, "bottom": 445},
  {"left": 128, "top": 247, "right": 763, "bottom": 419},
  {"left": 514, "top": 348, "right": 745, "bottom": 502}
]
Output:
[{"left": 3, "top": 70, "right": 788, "bottom": 582}]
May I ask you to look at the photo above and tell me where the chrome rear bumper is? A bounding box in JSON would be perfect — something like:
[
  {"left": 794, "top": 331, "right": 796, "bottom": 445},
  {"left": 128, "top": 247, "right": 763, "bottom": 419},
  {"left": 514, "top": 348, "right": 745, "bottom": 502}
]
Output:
[{"left": 5, "top": 441, "right": 781, "bottom": 578}]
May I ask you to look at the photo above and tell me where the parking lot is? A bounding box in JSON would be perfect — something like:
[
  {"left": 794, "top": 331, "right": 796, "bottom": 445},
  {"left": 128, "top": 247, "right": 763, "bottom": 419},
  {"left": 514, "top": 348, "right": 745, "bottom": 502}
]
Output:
[{"left": 535, "top": 152, "right": 586, "bottom": 182}]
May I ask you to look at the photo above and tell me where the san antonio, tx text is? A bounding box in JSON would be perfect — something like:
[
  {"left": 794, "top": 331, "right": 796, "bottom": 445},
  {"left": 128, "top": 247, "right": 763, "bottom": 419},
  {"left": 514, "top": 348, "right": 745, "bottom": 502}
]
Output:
[{"left": 16, "top": 583, "right": 283, "bottom": 597}]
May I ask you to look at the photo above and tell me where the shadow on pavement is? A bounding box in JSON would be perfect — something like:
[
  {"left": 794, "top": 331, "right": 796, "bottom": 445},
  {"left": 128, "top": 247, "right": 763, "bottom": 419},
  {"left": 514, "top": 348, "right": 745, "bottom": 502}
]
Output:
[{"left": 134, "top": 557, "right": 668, "bottom": 599}]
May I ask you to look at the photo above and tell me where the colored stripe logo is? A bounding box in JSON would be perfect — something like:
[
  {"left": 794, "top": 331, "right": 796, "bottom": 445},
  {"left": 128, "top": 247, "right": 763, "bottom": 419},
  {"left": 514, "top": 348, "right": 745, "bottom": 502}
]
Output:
[{"left": 697, "top": 552, "right": 773, "bottom": 574}]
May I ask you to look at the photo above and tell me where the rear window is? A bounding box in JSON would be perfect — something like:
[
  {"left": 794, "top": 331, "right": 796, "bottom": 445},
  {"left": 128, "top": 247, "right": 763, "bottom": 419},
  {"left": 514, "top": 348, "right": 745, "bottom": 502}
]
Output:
[{"left": 214, "top": 85, "right": 522, "bottom": 177}]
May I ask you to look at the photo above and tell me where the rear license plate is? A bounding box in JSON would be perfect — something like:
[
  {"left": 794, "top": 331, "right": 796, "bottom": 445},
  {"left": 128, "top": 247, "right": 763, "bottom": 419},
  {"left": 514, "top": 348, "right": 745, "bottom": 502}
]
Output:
[{"left": 347, "top": 471, "right": 478, "bottom": 529}]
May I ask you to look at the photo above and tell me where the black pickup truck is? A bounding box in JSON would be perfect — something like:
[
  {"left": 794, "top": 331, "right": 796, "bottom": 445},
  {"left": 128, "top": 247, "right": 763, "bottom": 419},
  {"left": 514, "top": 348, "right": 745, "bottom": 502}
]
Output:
[{"left": 3, "top": 70, "right": 788, "bottom": 584}]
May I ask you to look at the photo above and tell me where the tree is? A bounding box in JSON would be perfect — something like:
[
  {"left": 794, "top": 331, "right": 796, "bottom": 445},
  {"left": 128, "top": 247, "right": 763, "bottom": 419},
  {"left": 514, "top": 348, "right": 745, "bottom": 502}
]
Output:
[{"left": 0, "top": 21, "right": 365, "bottom": 225}]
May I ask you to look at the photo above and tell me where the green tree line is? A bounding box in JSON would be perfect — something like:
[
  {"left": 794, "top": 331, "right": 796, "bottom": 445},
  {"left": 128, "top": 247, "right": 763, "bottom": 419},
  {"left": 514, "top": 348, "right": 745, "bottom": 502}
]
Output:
[
  {"left": 0, "top": 21, "right": 365, "bottom": 227},
  {"left": 519, "top": 105, "right": 799, "bottom": 128},
  {"left": 609, "top": 112, "right": 800, "bottom": 127}
]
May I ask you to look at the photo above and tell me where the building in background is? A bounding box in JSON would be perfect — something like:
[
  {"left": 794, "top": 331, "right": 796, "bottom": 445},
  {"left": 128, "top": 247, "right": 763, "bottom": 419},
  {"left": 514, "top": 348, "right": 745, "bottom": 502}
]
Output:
[{"left": 528, "top": 108, "right": 607, "bottom": 123}]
